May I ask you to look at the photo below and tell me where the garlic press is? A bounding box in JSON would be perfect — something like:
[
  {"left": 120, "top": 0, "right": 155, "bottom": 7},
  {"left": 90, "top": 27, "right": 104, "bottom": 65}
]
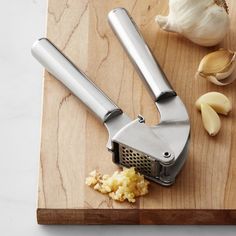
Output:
[{"left": 31, "top": 9, "right": 190, "bottom": 185}]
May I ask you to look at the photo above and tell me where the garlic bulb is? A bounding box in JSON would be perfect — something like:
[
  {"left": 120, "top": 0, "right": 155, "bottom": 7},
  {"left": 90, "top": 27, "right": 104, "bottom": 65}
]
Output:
[
  {"left": 196, "top": 49, "right": 236, "bottom": 86},
  {"left": 156, "top": 0, "right": 230, "bottom": 46}
]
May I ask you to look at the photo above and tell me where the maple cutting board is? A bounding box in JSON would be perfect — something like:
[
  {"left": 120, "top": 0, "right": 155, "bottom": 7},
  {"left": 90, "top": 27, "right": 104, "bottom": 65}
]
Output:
[{"left": 38, "top": 0, "right": 236, "bottom": 224}]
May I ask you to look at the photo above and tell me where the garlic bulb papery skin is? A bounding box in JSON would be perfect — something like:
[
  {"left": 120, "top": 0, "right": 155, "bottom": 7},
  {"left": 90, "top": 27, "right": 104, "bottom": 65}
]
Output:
[{"left": 156, "top": 0, "right": 230, "bottom": 47}]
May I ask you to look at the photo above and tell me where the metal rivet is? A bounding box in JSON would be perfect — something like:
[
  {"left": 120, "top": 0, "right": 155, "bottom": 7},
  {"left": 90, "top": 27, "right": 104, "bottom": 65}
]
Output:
[{"left": 163, "top": 152, "right": 171, "bottom": 158}]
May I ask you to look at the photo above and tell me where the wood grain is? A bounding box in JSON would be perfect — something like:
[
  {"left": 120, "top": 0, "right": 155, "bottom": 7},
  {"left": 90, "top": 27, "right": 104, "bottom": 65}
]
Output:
[{"left": 38, "top": 0, "right": 236, "bottom": 224}]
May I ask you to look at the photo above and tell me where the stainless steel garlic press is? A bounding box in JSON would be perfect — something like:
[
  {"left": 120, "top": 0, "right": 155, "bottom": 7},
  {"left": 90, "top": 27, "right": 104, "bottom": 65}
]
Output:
[
  {"left": 108, "top": 8, "right": 190, "bottom": 185},
  {"left": 31, "top": 8, "right": 189, "bottom": 185}
]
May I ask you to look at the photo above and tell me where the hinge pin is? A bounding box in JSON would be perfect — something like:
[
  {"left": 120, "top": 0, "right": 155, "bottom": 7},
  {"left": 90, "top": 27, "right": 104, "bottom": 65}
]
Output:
[{"left": 163, "top": 152, "right": 171, "bottom": 158}]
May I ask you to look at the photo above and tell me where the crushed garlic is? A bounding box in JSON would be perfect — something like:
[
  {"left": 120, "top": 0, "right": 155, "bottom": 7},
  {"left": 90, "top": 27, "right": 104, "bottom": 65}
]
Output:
[{"left": 85, "top": 167, "right": 149, "bottom": 203}]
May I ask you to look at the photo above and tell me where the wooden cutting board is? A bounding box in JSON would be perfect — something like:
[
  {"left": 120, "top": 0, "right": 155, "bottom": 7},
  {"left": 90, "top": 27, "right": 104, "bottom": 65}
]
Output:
[{"left": 37, "top": 0, "right": 236, "bottom": 224}]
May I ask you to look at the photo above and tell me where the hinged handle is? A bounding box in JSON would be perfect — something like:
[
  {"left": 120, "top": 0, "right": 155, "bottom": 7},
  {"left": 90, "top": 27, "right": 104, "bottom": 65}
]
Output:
[
  {"left": 32, "top": 38, "right": 122, "bottom": 123},
  {"left": 108, "top": 8, "right": 176, "bottom": 102}
]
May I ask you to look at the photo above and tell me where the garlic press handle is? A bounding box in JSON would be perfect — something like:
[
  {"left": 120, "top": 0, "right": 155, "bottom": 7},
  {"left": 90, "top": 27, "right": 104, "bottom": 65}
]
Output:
[
  {"left": 108, "top": 8, "right": 176, "bottom": 101},
  {"left": 31, "top": 38, "right": 122, "bottom": 123}
]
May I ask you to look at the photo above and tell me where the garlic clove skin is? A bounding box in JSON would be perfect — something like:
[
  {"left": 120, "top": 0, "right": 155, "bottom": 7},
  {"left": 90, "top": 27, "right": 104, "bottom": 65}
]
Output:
[
  {"left": 195, "top": 72, "right": 236, "bottom": 86},
  {"left": 155, "top": 15, "right": 180, "bottom": 33},
  {"left": 196, "top": 49, "right": 236, "bottom": 86},
  {"left": 207, "top": 75, "right": 229, "bottom": 85},
  {"left": 195, "top": 92, "right": 232, "bottom": 115},
  {"left": 198, "top": 49, "right": 235, "bottom": 75},
  {"left": 207, "top": 74, "right": 236, "bottom": 86},
  {"left": 155, "top": 16, "right": 169, "bottom": 30},
  {"left": 216, "top": 59, "right": 236, "bottom": 80},
  {"left": 201, "top": 103, "right": 221, "bottom": 136},
  {"left": 156, "top": 0, "right": 230, "bottom": 47}
]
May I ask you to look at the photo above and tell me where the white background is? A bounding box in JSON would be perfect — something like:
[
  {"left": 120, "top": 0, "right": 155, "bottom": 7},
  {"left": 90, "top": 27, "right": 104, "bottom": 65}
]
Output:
[{"left": 0, "top": 0, "right": 236, "bottom": 235}]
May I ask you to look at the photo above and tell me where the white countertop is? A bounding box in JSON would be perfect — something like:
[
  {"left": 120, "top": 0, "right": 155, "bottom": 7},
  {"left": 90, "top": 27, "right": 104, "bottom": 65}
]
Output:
[{"left": 0, "top": 0, "right": 236, "bottom": 235}]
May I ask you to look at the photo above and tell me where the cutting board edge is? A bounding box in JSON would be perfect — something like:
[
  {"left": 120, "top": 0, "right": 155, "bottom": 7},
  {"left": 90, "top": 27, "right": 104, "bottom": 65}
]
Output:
[{"left": 37, "top": 208, "right": 236, "bottom": 225}]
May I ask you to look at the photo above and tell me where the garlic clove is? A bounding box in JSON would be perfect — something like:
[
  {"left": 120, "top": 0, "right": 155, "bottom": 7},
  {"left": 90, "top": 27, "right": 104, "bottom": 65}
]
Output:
[
  {"left": 196, "top": 49, "right": 236, "bottom": 86},
  {"left": 198, "top": 49, "right": 235, "bottom": 75},
  {"left": 195, "top": 92, "right": 232, "bottom": 115},
  {"left": 216, "top": 59, "right": 236, "bottom": 80},
  {"left": 200, "top": 103, "right": 221, "bottom": 136}
]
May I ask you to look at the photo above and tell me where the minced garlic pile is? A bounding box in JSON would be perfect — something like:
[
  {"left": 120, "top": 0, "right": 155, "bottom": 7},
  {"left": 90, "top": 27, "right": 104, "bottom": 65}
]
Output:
[{"left": 85, "top": 167, "right": 149, "bottom": 203}]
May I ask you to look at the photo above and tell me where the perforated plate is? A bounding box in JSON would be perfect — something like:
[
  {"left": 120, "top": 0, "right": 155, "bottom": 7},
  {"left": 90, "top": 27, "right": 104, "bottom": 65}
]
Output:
[{"left": 119, "top": 145, "right": 159, "bottom": 177}]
